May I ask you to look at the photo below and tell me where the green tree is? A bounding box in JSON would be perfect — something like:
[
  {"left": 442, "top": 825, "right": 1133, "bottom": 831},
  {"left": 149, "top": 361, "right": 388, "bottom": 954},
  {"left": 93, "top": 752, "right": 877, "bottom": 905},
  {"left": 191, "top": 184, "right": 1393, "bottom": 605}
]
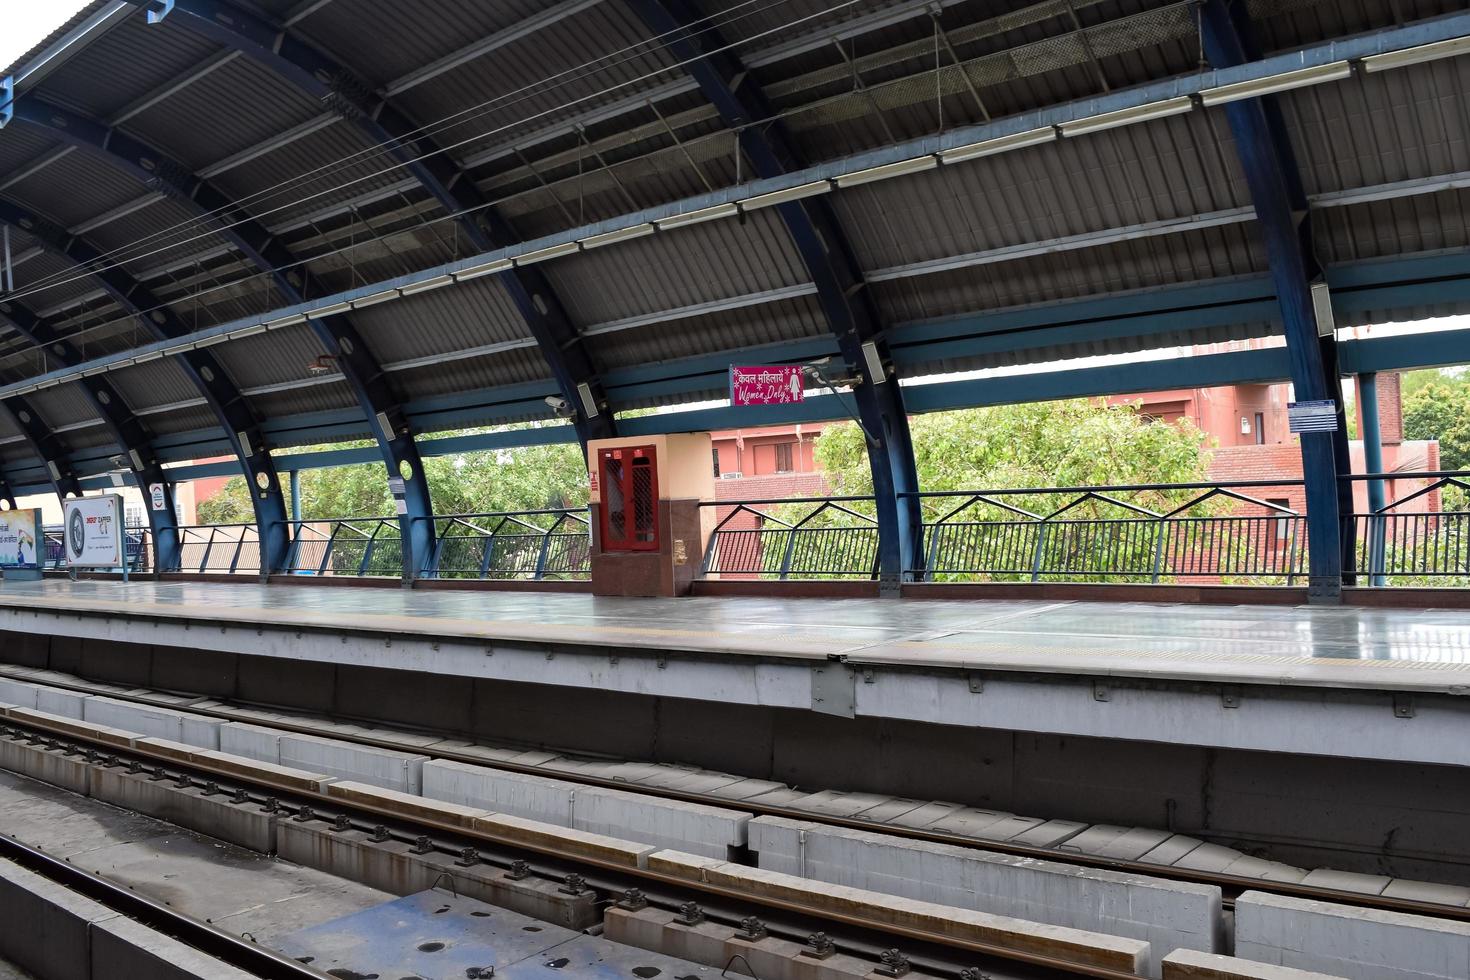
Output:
[
  {"left": 194, "top": 431, "right": 588, "bottom": 525},
  {"left": 1403, "top": 373, "right": 1470, "bottom": 472}
]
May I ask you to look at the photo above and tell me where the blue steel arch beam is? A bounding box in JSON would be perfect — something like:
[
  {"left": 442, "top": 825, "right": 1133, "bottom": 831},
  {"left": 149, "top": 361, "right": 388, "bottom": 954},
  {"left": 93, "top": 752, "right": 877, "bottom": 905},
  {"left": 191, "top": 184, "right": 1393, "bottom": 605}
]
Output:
[
  {"left": 116, "top": 0, "right": 615, "bottom": 448},
  {"left": 1200, "top": 0, "right": 1355, "bottom": 601},
  {"left": 0, "top": 198, "right": 287, "bottom": 574},
  {"left": 3, "top": 96, "right": 429, "bottom": 576},
  {"left": 626, "top": 0, "right": 923, "bottom": 588},
  {"left": 0, "top": 296, "right": 184, "bottom": 569},
  {"left": 0, "top": 393, "right": 84, "bottom": 503}
]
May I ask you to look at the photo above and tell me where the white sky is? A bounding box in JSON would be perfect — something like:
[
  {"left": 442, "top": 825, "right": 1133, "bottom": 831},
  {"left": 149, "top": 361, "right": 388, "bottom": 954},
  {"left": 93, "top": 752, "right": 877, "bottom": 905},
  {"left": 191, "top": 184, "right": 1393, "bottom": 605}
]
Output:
[{"left": 0, "top": 1, "right": 93, "bottom": 73}]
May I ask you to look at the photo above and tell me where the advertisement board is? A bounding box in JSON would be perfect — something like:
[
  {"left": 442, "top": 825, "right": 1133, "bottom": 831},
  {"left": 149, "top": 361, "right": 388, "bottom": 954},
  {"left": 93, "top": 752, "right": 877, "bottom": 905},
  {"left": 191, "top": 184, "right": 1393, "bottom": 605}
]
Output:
[
  {"left": 63, "top": 495, "right": 125, "bottom": 569},
  {"left": 0, "top": 509, "right": 42, "bottom": 569},
  {"left": 730, "top": 365, "right": 805, "bottom": 406}
]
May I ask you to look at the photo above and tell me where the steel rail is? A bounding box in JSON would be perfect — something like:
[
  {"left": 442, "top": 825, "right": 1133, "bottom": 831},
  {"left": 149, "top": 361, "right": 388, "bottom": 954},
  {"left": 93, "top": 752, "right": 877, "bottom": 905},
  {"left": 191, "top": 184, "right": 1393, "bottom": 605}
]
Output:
[
  {"left": 0, "top": 712, "right": 1137, "bottom": 980},
  {"left": 8, "top": 671, "right": 1470, "bottom": 925},
  {"left": 0, "top": 830, "right": 330, "bottom": 979}
]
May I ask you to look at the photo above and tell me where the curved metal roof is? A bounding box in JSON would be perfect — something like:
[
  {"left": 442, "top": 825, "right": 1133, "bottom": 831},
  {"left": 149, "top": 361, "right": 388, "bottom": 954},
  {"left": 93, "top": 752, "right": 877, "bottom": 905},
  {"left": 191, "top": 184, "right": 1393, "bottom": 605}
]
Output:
[{"left": 0, "top": 0, "right": 1467, "bottom": 490}]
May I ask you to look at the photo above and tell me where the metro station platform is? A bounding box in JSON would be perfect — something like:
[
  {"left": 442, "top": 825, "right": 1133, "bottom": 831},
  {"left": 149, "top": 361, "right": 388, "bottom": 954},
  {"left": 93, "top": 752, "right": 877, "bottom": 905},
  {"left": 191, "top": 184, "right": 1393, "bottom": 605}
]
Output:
[{"left": 0, "top": 580, "right": 1467, "bottom": 770}]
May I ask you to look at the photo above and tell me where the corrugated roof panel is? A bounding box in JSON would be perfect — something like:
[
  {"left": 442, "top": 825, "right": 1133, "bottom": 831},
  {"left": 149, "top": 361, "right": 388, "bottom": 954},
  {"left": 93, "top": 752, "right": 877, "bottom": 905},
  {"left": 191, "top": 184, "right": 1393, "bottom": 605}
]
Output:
[
  {"left": 874, "top": 222, "right": 1269, "bottom": 325},
  {"left": 352, "top": 277, "right": 529, "bottom": 365},
  {"left": 392, "top": 346, "right": 551, "bottom": 402},
  {"left": 3, "top": 148, "right": 147, "bottom": 230},
  {"left": 14, "top": 252, "right": 107, "bottom": 315},
  {"left": 396, "top": 0, "right": 677, "bottom": 168},
  {"left": 243, "top": 383, "right": 361, "bottom": 422},
  {"left": 106, "top": 358, "right": 206, "bottom": 412},
  {"left": 30, "top": 12, "right": 220, "bottom": 121},
  {"left": 831, "top": 110, "right": 1247, "bottom": 274},
  {"left": 592, "top": 294, "right": 829, "bottom": 371},
  {"left": 545, "top": 207, "right": 807, "bottom": 326},
  {"left": 135, "top": 402, "right": 220, "bottom": 437},
  {"left": 124, "top": 54, "right": 331, "bottom": 172},
  {"left": 88, "top": 198, "right": 241, "bottom": 284},
  {"left": 1316, "top": 187, "right": 1470, "bottom": 264},
  {"left": 0, "top": 125, "right": 63, "bottom": 178},
  {"left": 214, "top": 122, "right": 425, "bottom": 233},
  {"left": 1284, "top": 60, "right": 1470, "bottom": 198},
  {"left": 297, "top": 0, "right": 560, "bottom": 87},
  {"left": 210, "top": 323, "right": 328, "bottom": 389},
  {"left": 28, "top": 383, "right": 99, "bottom": 429}
]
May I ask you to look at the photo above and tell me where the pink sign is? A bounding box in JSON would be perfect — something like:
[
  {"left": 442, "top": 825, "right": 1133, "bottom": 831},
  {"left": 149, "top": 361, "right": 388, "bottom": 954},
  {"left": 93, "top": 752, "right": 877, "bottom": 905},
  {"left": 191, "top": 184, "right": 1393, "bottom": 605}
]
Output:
[{"left": 730, "top": 365, "right": 805, "bottom": 406}]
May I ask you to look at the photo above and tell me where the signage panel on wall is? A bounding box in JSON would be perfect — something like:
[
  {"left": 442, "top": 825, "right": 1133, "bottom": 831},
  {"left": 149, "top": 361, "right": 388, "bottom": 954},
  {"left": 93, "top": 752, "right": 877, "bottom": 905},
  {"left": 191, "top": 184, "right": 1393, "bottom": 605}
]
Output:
[
  {"left": 1287, "top": 399, "right": 1339, "bottom": 434},
  {"left": 64, "top": 495, "right": 125, "bottom": 568},
  {"left": 0, "top": 509, "right": 42, "bottom": 569},
  {"left": 730, "top": 365, "right": 805, "bottom": 406}
]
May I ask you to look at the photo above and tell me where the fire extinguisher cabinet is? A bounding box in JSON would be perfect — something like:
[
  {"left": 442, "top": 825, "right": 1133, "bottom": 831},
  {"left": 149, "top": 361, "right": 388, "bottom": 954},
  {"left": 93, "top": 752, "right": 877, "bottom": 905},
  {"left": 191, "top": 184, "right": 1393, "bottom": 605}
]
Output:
[{"left": 587, "top": 434, "right": 715, "bottom": 597}]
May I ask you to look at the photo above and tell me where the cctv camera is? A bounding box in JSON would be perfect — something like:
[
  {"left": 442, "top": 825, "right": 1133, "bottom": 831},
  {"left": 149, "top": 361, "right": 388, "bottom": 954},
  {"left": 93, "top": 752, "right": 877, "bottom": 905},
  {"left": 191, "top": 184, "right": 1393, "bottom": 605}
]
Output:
[{"left": 543, "top": 395, "right": 575, "bottom": 419}]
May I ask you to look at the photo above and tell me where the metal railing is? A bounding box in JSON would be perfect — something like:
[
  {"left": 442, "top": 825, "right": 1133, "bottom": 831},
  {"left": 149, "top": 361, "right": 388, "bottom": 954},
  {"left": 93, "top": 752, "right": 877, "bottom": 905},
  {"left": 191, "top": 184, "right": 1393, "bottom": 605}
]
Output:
[
  {"left": 421, "top": 509, "right": 592, "bottom": 580},
  {"left": 919, "top": 484, "right": 1306, "bottom": 583},
  {"left": 170, "top": 523, "right": 264, "bottom": 575},
  {"left": 701, "top": 497, "right": 882, "bottom": 579},
  {"left": 1348, "top": 472, "right": 1470, "bottom": 584},
  {"left": 701, "top": 482, "right": 1311, "bottom": 584},
  {"left": 283, "top": 517, "right": 405, "bottom": 578}
]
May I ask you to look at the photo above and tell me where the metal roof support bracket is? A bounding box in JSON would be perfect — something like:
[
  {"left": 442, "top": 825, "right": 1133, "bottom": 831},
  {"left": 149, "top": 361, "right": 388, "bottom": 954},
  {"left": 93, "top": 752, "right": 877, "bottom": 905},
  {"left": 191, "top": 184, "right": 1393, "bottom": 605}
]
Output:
[
  {"left": 145, "top": 0, "right": 174, "bottom": 24},
  {"left": 627, "top": 0, "right": 924, "bottom": 592},
  {"left": 124, "top": 0, "right": 615, "bottom": 449},
  {"left": 1201, "top": 0, "right": 1353, "bottom": 604},
  {"left": 0, "top": 77, "right": 12, "bottom": 129}
]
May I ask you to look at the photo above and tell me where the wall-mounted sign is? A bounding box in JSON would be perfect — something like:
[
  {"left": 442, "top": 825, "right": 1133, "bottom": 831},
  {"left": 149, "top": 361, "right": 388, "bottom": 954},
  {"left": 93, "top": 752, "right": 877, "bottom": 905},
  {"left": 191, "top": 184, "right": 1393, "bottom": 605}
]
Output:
[
  {"left": 0, "top": 509, "right": 42, "bottom": 569},
  {"left": 730, "top": 365, "right": 805, "bottom": 406},
  {"left": 150, "top": 483, "right": 167, "bottom": 512},
  {"left": 64, "top": 495, "right": 125, "bottom": 568},
  {"left": 1287, "top": 399, "right": 1339, "bottom": 434}
]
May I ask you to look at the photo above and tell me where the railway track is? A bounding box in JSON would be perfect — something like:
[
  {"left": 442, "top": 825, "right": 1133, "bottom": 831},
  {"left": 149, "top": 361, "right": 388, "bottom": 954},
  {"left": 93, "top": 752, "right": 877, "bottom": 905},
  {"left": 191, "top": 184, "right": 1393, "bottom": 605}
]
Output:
[
  {"left": 0, "top": 707, "right": 1136, "bottom": 980},
  {"left": 0, "top": 829, "right": 328, "bottom": 979},
  {"left": 9, "top": 668, "right": 1464, "bottom": 926}
]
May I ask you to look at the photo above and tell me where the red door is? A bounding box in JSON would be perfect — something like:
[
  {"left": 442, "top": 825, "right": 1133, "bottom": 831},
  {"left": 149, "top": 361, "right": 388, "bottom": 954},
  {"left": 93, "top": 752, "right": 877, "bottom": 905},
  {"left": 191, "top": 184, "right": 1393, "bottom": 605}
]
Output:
[{"left": 599, "top": 446, "right": 659, "bottom": 551}]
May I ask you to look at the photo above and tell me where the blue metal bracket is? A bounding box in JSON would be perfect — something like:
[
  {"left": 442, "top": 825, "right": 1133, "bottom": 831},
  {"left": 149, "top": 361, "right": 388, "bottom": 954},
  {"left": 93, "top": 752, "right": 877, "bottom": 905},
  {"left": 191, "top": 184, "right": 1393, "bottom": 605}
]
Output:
[
  {"left": 626, "top": 0, "right": 923, "bottom": 590},
  {"left": 1200, "top": 0, "right": 1352, "bottom": 602},
  {"left": 0, "top": 198, "right": 281, "bottom": 572},
  {"left": 145, "top": 0, "right": 174, "bottom": 23},
  {"left": 0, "top": 77, "right": 12, "bottom": 130},
  {"left": 116, "top": 0, "right": 614, "bottom": 448}
]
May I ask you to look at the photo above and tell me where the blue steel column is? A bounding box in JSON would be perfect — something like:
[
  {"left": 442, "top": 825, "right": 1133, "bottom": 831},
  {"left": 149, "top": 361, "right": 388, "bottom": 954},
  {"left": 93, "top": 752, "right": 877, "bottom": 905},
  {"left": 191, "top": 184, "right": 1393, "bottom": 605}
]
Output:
[
  {"left": 1357, "top": 372, "right": 1387, "bottom": 586},
  {"left": 627, "top": 0, "right": 924, "bottom": 588},
  {"left": 0, "top": 200, "right": 281, "bottom": 572},
  {"left": 1201, "top": 0, "right": 1353, "bottom": 602},
  {"left": 0, "top": 300, "right": 183, "bottom": 570},
  {"left": 116, "top": 0, "right": 615, "bottom": 448}
]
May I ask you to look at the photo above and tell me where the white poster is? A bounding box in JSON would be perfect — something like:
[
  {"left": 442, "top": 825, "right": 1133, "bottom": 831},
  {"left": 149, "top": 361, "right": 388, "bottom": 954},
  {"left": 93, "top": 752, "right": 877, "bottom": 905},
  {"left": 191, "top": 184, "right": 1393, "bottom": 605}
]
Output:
[{"left": 64, "top": 495, "right": 125, "bottom": 568}]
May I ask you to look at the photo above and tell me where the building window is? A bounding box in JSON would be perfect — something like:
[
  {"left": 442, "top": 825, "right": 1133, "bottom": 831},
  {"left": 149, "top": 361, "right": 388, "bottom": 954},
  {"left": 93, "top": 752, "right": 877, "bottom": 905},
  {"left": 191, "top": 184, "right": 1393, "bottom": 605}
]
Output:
[
  {"left": 1254, "top": 412, "right": 1266, "bottom": 445},
  {"left": 124, "top": 503, "right": 145, "bottom": 528},
  {"left": 1267, "top": 498, "right": 1292, "bottom": 544},
  {"left": 711, "top": 447, "right": 720, "bottom": 478},
  {"left": 774, "top": 442, "right": 795, "bottom": 473}
]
